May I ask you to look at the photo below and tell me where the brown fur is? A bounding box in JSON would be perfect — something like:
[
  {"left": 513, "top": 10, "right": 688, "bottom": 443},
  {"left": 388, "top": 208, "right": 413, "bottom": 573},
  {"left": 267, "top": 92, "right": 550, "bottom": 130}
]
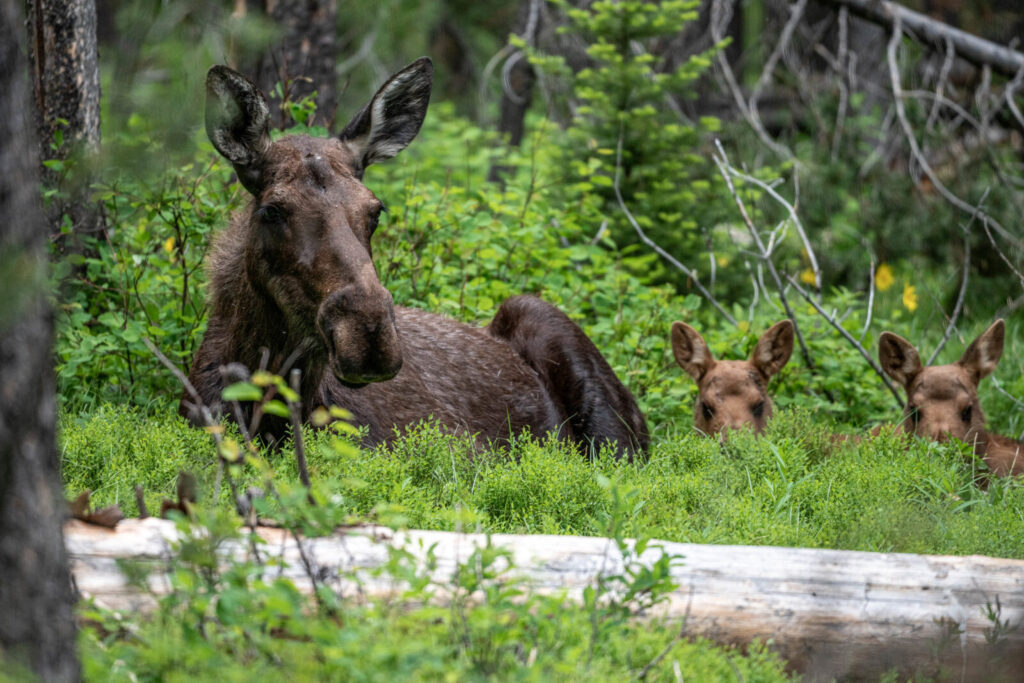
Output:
[
  {"left": 181, "top": 61, "right": 648, "bottom": 459},
  {"left": 671, "top": 320, "right": 794, "bottom": 436},
  {"left": 878, "top": 319, "right": 1023, "bottom": 477}
]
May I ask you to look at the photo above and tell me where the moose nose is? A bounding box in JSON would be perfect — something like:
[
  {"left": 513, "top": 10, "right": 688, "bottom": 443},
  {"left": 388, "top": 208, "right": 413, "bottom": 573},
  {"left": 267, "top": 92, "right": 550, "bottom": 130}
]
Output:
[{"left": 317, "top": 283, "right": 402, "bottom": 384}]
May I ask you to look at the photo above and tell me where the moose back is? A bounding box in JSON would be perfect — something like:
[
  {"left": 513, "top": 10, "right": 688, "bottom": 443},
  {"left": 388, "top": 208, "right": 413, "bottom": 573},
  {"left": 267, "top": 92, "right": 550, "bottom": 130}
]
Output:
[{"left": 180, "top": 59, "right": 648, "bottom": 458}]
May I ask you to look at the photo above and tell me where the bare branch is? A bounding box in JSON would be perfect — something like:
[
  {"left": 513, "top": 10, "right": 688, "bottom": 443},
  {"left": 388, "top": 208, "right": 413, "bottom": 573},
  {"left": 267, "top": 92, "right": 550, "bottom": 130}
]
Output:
[
  {"left": 786, "top": 276, "right": 904, "bottom": 409},
  {"left": 926, "top": 195, "right": 981, "bottom": 365},
  {"left": 709, "top": 0, "right": 792, "bottom": 159},
  {"left": 824, "top": 0, "right": 1024, "bottom": 78},
  {"left": 611, "top": 129, "right": 737, "bottom": 326},
  {"left": 712, "top": 141, "right": 831, "bottom": 403},
  {"left": 886, "top": 17, "right": 1021, "bottom": 249}
]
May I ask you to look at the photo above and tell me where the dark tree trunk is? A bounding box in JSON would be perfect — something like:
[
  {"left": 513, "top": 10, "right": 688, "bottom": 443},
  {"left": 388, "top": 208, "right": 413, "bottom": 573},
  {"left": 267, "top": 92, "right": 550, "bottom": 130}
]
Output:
[
  {"left": 245, "top": 0, "right": 339, "bottom": 129},
  {"left": 487, "top": 0, "right": 542, "bottom": 184},
  {"left": 0, "top": 1, "right": 79, "bottom": 681},
  {"left": 27, "top": 0, "right": 104, "bottom": 251}
]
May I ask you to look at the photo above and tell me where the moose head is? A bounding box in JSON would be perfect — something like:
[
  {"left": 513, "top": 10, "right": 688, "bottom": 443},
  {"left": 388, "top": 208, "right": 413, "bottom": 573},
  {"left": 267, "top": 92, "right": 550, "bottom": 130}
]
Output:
[
  {"left": 878, "top": 319, "right": 1004, "bottom": 448},
  {"left": 203, "top": 58, "right": 433, "bottom": 386},
  {"left": 671, "top": 320, "right": 794, "bottom": 436}
]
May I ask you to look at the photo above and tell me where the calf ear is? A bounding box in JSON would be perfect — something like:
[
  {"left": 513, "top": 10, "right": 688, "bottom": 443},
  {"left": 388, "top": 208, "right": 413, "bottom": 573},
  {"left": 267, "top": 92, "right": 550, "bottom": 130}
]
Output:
[
  {"left": 671, "top": 322, "right": 714, "bottom": 382},
  {"left": 751, "top": 320, "right": 794, "bottom": 380},
  {"left": 878, "top": 332, "right": 923, "bottom": 388},
  {"left": 958, "top": 319, "right": 1004, "bottom": 385},
  {"left": 339, "top": 57, "right": 433, "bottom": 175},
  {"left": 205, "top": 66, "right": 272, "bottom": 196}
]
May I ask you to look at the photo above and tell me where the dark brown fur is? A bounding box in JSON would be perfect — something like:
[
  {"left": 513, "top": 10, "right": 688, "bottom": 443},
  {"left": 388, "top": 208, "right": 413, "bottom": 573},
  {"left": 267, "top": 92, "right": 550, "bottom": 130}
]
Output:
[
  {"left": 181, "top": 60, "right": 648, "bottom": 459},
  {"left": 879, "top": 319, "right": 1023, "bottom": 478}
]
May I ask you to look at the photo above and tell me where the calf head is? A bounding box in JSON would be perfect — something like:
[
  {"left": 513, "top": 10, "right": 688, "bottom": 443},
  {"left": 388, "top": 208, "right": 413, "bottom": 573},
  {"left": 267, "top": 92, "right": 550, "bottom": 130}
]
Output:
[
  {"left": 205, "top": 59, "right": 432, "bottom": 385},
  {"left": 671, "top": 320, "right": 794, "bottom": 436},
  {"left": 879, "top": 319, "right": 1004, "bottom": 448}
]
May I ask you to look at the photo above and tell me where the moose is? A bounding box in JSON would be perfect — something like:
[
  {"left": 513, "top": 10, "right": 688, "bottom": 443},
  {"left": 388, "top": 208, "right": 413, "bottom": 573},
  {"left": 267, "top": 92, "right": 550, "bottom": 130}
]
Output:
[
  {"left": 670, "top": 320, "right": 794, "bottom": 436},
  {"left": 878, "top": 319, "right": 1022, "bottom": 477},
  {"left": 180, "top": 58, "right": 648, "bottom": 458}
]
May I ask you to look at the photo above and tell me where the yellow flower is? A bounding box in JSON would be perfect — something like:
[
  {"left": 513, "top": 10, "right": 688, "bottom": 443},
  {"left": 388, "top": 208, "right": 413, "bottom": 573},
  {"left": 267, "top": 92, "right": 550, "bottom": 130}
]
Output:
[
  {"left": 875, "top": 263, "right": 894, "bottom": 291},
  {"left": 163, "top": 237, "right": 176, "bottom": 254},
  {"left": 800, "top": 268, "right": 817, "bottom": 285},
  {"left": 902, "top": 283, "right": 918, "bottom": 312},
  {"left": 716, "top": 255, "right": 729, "bottom": 267}
]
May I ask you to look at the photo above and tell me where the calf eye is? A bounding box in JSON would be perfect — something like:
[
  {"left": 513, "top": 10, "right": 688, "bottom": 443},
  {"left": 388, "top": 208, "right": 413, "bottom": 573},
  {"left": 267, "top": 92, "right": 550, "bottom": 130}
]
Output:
[
  {"left": 908, "top": 404, "right": 920, "bottom": 426},
  {"left": 751, "top": 401, "right": 765, "bottom": 419},
  {"left": 701, "top": 402, "right": 714, "bottom": 421},
  {"left": 960, "top": 406, "right": 972, "bottom": 423}
]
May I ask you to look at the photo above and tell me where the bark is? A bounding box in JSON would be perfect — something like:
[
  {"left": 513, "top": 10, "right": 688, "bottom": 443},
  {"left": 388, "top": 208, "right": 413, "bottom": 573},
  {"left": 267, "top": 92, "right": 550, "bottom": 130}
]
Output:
[
  {"left": 822, "top": 0, "right": 1024, "bottom": 78},
  {"left": 0, "top": 1, "right": 79, "bottom": 680},
  {"left": 70, "top": 519, "right": 1024, "bottom": 683},
  {"left": 244, "top": 0, "right": 339, "bottom": 128},
  {"left": 488, "top": 0, "right": 542, "bottom": 184},
  {"left": 26, "top": 0, "right": 104, "bottom": 249}
]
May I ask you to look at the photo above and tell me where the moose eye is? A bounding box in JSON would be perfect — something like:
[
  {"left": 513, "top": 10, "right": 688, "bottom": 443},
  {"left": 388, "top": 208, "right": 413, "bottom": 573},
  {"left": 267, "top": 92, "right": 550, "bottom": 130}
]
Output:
[
  {"left": 751, "top": 401, "right": 765, "bottom": 419},
  {"left": 908, "top": 404, "right": 920, "bottom": 426},
  {"left": 701, "top": 402, "right": 714, "bottom": 421},
  {"left": 960, "top": 405, "right": 972, "bottom": 423},
  {"left": 368, "top": 202, "right": 387, "bottom": 235},
  {"left": 255, "top": 204, "right": 286, "bottom": 226}
]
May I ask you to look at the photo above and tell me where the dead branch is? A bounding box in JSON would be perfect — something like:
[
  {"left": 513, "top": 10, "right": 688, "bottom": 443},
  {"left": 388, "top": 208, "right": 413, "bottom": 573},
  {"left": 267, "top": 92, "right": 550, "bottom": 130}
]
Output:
[
  {"left": 786, "top": 276, "right": 904, "bottom": 409},
  {"left": 712, "top": 141, "right": 820, "bottom": 384},
  {"left": 926, "top": 197, "right": 980, "bottom": 365},
  {"left": 822, "top": 0, "right": 1024, "bottom": 78},
  {"left": 611, "top": 129, "right": 738, "bottom": 327},
  {"left": 886, "top": 17, "right": 1021, "bottom": 249}
]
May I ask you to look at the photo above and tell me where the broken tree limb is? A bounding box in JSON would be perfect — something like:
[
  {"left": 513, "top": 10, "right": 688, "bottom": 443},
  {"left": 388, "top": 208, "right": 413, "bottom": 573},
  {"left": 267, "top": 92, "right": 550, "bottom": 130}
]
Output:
[
  {"left": 822, "top": 0, "right": 1024, "bottom": 79},
  {"left": 67, "top": 519, "right": 1024, "bottom": 682}
]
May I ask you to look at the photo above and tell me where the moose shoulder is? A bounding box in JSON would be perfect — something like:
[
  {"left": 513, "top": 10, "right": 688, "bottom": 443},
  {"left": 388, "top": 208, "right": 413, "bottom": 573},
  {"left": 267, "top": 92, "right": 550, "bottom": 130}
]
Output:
[{"left": 181, "top": 60, "right": 648, "bottom": 458}]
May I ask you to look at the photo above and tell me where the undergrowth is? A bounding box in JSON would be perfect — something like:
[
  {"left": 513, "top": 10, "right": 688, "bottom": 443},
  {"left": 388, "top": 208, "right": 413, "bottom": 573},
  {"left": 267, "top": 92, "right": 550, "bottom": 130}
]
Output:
[{"left": 61, "top": 406, "right": 1024, "bottom": 560}]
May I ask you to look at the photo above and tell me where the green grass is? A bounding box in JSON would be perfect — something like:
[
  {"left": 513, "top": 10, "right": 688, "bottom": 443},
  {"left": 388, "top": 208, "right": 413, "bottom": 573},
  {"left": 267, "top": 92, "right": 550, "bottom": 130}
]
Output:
[{"left": 61, "top": 404, "right": 1024, "bottom": 559}]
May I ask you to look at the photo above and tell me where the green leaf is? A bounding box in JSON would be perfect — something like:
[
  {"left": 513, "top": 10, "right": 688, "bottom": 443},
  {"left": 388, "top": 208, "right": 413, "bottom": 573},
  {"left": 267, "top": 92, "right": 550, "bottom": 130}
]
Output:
[{"left": 221, "top": 382, "right": 262, "bottom": 402}]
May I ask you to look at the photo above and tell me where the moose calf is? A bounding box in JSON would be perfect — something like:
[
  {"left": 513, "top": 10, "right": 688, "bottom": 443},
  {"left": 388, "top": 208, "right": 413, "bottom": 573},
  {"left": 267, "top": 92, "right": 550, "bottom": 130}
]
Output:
[
  {"left": 878, "top": 319, "right": 1022, "bottom": 477},
  {"left": 671, "top": 320, "right": 794, "bottom": 436}
]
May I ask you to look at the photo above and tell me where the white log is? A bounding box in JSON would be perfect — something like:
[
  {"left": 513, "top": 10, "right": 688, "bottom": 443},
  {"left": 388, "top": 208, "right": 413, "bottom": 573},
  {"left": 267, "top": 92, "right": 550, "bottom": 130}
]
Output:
[{"left": 66, "top": 519, "right": 1024, "bottom": 681}]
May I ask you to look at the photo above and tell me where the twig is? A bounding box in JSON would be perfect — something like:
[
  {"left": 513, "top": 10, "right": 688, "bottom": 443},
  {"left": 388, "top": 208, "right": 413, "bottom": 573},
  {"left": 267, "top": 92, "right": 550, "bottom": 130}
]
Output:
[
  {"left": 611, "top": 129, "right": 737, "bottom": 326},
  {"left": 709, "top": 0, "right": 792, "bottom": 159},
  {"left": 831, "top": 6, "right": 851, "bottom": 161},
  {"left": 712, "top": 141, "right": 821, "bottom": 384},
  {"left": 288, "top": 368, "right": 314, "bottom": 501},
  {"left": 926, "top": 193, "right": 981, "bottom": 365},
  {"left": 786, "top": 276, "right": 904, "bottom": 408},
  {"left": 718, "top": 163, "right": 821, "bottom": 294},
  {"left": 925, "top": 37, "right": 956, "bottom": 132},
  {"left": 637, "top": 614, "right": 689, "bottom": 680},
  {"left": 886, "top": 17, "right": 1020, "bottom": 248},
  {"left": 750, "top": 0, "right": 809, "bottom": 130},
  {"left": 859, "top": 256, "right": 877, "bottom": 344}
]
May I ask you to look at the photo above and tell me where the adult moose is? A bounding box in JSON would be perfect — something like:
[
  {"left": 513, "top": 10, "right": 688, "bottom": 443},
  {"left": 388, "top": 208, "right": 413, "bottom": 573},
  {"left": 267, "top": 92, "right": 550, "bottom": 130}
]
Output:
[
  {"left": 670, "top": 320, "right": 794, "bottom": 437},
  {"left": 180, "top": 59, "right": 648, "bottom": 458},
  {"left": 879, "top": 319, "right": 1022, "bottom": 478}
]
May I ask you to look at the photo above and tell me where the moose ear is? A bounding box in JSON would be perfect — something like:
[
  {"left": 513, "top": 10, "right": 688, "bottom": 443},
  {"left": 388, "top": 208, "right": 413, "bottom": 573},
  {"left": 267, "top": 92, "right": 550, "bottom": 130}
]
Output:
[
  {"left": 205, "top": 65, "right": 271, "bottom": 196},
  {"left": 339, "top": 57, "right": 433, "bottom": 175},
  {"left": 751, "top": 320, "right": 794, "bottom": 380},
  {"left": 958, "top": 319, "right": 1004, "bottom": 385},
  {"left": 671, "top": 322, "right": 714, "bottom": 382},
  {"left": 878, "top": 331, "right": 923, "bottom": 388}
]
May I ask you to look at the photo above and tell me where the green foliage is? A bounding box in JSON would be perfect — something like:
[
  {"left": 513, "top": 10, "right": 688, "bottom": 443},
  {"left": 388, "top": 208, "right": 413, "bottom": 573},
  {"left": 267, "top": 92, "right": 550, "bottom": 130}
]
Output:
[
  {"left": 523, "top": 0, "right": 730, "bottom": 282},
  {"left": 61, "top": 405, "right": 1024, "bottom": 561},
  {"left": 76, "top": 470, "right": 793, "bottom": 682}
]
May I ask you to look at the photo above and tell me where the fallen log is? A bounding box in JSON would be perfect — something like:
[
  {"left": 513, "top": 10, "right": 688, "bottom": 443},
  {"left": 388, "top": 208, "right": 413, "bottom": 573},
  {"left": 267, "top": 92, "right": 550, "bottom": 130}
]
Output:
[
  {"left": 822, "top": 0, "right": 1024, "bottom": 79},
  {"left": 67, "top": 518, "right": 1024, "bottom": 681}
]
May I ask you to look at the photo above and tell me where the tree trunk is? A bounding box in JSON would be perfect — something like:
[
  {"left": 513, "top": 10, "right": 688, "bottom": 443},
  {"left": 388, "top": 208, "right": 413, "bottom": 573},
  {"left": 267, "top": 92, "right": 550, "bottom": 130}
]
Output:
[
  {"left": 27, "top": 0, "right": 105, "bottom": 251},
  {"left": 244, "top": 0, "right": 339, "bottom": 129},
  {"left": 0, "top": 1, "right": 79, "bottom": 680}
]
